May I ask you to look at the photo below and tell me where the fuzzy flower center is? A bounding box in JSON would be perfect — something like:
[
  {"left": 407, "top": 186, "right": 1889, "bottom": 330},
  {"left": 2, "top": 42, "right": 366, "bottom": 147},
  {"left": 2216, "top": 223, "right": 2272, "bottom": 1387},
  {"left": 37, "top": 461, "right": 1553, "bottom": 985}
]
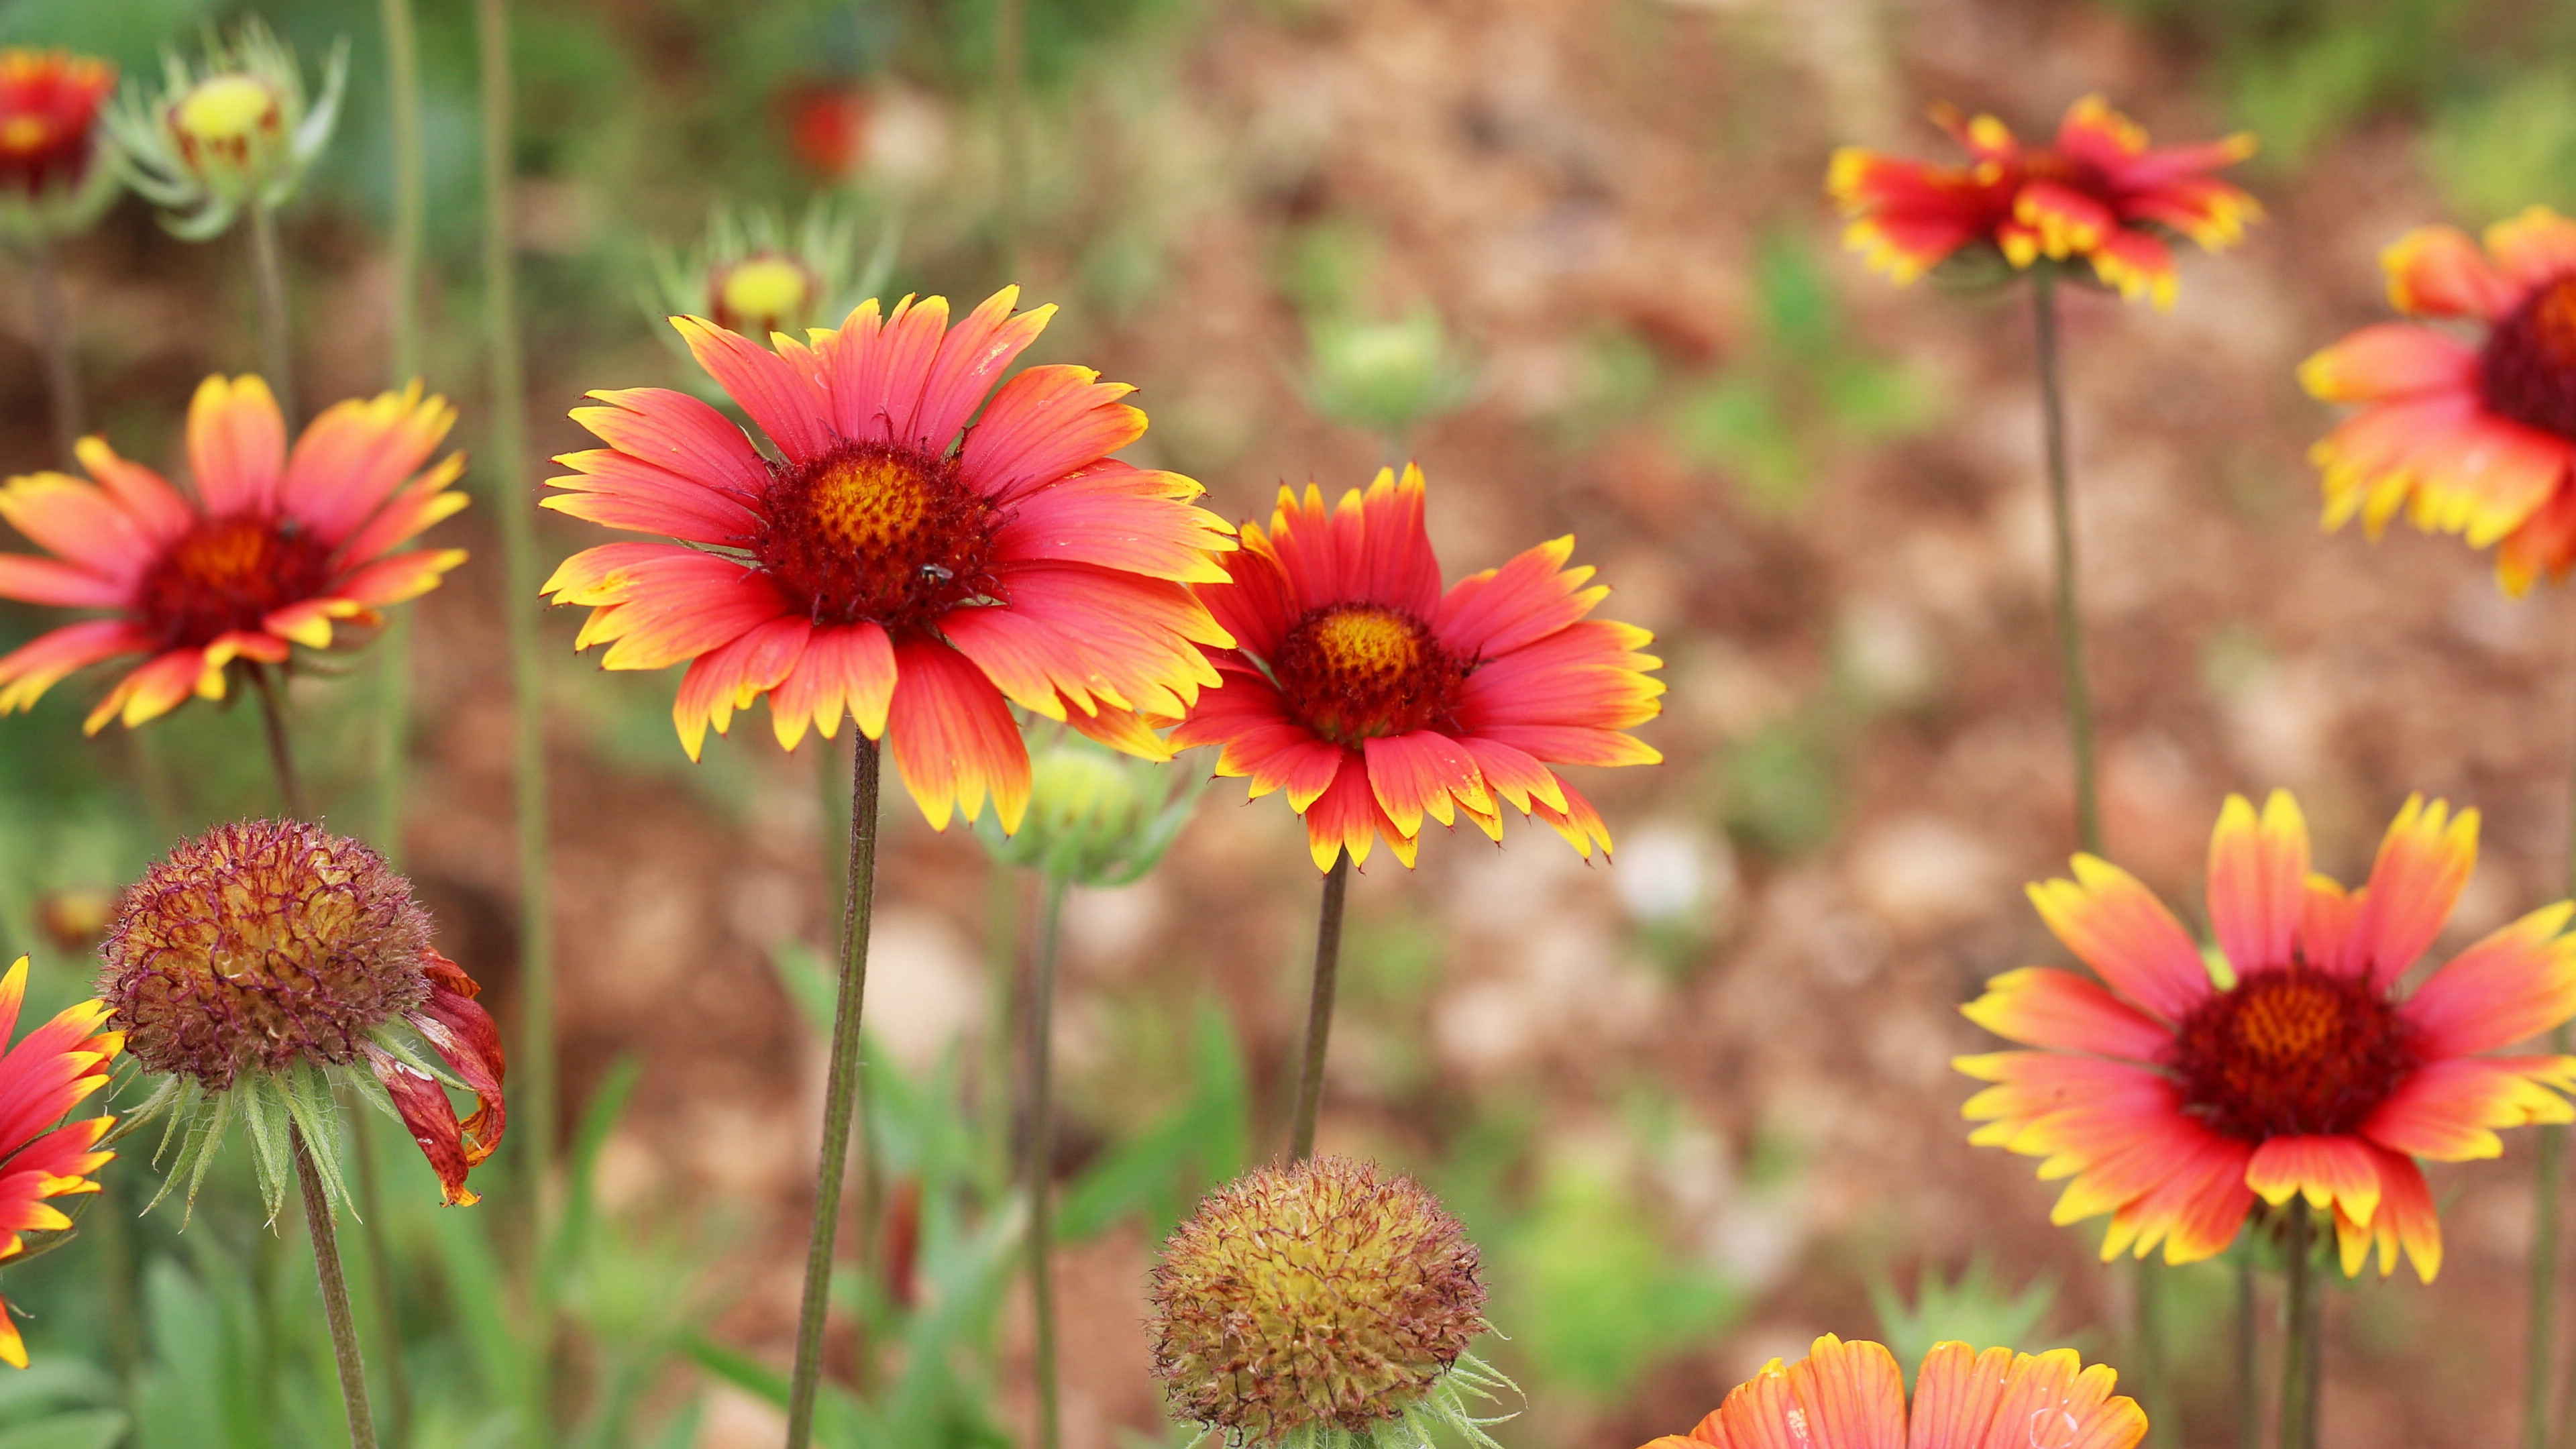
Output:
[
  {"left": 2169, "top": 965, "right": 2415, "bottom": 1140},
  {"left": 1271, "top": 604, "right": 1464, "bottom": 746},
  {"left": 2481, "top": 274, "right": 2576, "bottom": 440},
  {"left": 714, "top": 255, "right": 815, "bottom": 336},
  {"left": 136, "top": 513, "right": 337, "bottom": 651},
  {"left": 751, "top": 440, "right": 1001, "bottom": 629},
  {"left": 97, "top": 820, "right": 434, "bottom": 1089}
]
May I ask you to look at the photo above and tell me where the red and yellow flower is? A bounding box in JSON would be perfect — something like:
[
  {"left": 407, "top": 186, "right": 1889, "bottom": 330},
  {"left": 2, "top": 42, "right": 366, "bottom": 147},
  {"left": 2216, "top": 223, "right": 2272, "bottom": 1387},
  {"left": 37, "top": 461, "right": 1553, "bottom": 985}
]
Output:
[
  {"left": 1637, "top": 1334, "right": 2144, "bottom": 1449},
  {"left": 0, "top": 375, "right": 468, "bottom": 732},
  {"left": 1960, "top": 790, "right": 2576, "bottom": 1279},
  {"left": 0, "top": 48, "right": 117, "bottom": 236},
  {"left": 1169, "top": 466, "right": 1662, "bottom": 871},
  {"left": 2301, "top": 207, "right": 2576, "bottom": 593},
  {"left": 0, "top": 957, "right": 121, "bottom": 1369},
  {"left": 540, "top": 286, "right": 1237, "bottom": 831},
  {"left": 1829, "top": 95, "right": 2259, "bottom": 309}
]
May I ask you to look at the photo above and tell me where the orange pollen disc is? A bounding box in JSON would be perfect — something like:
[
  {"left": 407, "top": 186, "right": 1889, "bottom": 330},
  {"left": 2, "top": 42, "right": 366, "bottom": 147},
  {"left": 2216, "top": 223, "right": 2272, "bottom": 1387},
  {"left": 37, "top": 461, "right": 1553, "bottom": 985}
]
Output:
[
  {"left": 2168, "top": 965, "right": 2414, "bottom": 1141},
  {"left": 136, "top": 514, "right": 335, "bottom": 651},
  {"left": 1271, "top": 603, "right": 1464, "bottom": 746},
  {"left": 751, "top": 441, "right": 1002, "bottom": 629},
  {"left": 2481, "top": 274, "right": 2576, "bottom": 439}
]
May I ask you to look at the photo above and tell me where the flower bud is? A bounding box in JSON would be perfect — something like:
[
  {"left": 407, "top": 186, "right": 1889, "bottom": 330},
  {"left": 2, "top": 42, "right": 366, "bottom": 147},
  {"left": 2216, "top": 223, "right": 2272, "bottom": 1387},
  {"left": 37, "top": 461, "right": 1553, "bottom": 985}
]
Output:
[
  {"left": 167, "top": 72, "right": 284, "bottom": 185},
  {"left": 105, "top": 19, "right": 345, "bottom": 240},
  {"left": 647, "top": 199, "right": 894, "bottom": 371},
  {"left": 712, "top": 253, "right": 820, "bottom": 337},
  {"left": 981, "top": 731, "right": 1202, "bottom": 886},
  {"left": 1148, "top": 1156, "right": 1489, "bottom": 1445},
  {"left": 1303, "top": 307, "right": 1475, "bottom": 443}
]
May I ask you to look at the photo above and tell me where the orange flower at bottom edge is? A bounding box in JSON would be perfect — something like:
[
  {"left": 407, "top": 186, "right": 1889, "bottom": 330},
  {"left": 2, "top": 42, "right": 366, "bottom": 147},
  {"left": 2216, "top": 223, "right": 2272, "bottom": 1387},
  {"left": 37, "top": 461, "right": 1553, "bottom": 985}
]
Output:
[
  {"left": 0, "top": 956, "right": 122, "bottom": 1369},
  {"left": 1961, "top": 790, "right": 2576, "bottom": 1280},
  {"left": 1637, "top": 1335, "right": 2145, "bottom": 1449}
]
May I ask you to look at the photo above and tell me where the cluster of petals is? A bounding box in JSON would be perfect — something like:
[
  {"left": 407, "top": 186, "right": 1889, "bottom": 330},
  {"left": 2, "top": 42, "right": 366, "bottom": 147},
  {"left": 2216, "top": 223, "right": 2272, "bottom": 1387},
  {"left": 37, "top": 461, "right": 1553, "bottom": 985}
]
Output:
[
  {"left": 0, "top": 374, "right": 468, "bottom": 731},
  {"left": 366, "top": 949, "right": 507, "bottom": 1208},
  {"left": 1959, "top": 790, "right": 2576, "bottom": 1279},
  {"left": 540, "top": 286, "right": 1237, "bottom": 833},
  {"left": 0, "top": 957, "right": 121, "bottom": 1369},
  {"left": 1637, "top": 1334, "right": 2144, "bottom": 1449},
  {"left": 1829, "top": 95, "right": 2259, "bottom": 308},
  {"left": 2301, "top": 206, "right": 2576, "bottom": 593},
  {"left": 0, "top": 48, "right": 114, "bottom": 203},
  {"left": 1170, "top": 467, "right": 1662, "bottom": 871}
]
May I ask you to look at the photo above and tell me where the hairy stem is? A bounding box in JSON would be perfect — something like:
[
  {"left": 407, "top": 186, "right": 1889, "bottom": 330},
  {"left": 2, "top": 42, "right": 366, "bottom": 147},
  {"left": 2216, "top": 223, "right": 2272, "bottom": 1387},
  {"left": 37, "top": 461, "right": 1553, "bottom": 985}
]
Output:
[
  {"left": 1287, "top": 852, "right": 1352, "bottom": 1162},
  {"left": 247, "top": 201, "right": 297, "bottom": 424},
  {"left": 786, "top": 739, "right": 883, "bottom": 1449},
  {"left": 2238, "top": 1249, "right": 2261, "bottom": 1449},
  {"left": 251, "top": 665, "right": 307, "bottom": 820},
  {"left": 27, "top": 239, "right": 83, "bottom": 466},
  {"left": 1025, "top": 873, "right": 1067, "bottom": 1449},
  {"left": 371, "top": 0, "right": 429, "bottom": 876},
  {"left": 2031, "top": 269, "right": 2099, "bottom": 856},
  {"left": 2279, "top": 1201, "right": 2318, "bottom": 1449},
  {"left": 294, "top": 1121, "right": 378, "bottom": 1449}
]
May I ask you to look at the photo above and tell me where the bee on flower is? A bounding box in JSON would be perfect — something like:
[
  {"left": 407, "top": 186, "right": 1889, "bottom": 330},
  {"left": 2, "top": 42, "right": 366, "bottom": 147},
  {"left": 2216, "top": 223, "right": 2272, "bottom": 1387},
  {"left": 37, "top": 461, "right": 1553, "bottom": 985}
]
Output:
[
  {"left": 105, "top": 18, "right": 345, "bottom": 240},
  {"left": 0, "top": 48, "right": 120, "bottom": 242}
]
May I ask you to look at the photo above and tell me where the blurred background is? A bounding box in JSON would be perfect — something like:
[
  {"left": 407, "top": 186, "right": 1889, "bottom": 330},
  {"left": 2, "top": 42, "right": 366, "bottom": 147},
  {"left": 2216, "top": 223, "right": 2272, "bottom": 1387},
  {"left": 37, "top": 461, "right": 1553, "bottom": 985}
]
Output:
[{"left": 6, "top": 0, "right": 2576, "bottom": 1445}]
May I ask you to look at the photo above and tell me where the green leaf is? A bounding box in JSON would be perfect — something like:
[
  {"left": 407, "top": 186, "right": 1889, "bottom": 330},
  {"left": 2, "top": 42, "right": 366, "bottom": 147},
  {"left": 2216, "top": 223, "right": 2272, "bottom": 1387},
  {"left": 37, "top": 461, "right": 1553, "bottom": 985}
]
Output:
[
  {"left": 769, "top": 940, "right": 839, "bottom": 1036},
  {"left": 0, "top": 1410, "right": 128, "bottom": 1449}
]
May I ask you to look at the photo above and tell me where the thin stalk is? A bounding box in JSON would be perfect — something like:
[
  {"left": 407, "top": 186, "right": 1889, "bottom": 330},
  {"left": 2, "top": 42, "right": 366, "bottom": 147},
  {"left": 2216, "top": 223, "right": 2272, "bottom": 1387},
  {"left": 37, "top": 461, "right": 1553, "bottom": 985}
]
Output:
[
  {"left": 2237, "top": 1250, "right": 2260, "bottom": 1449},
  {"left": 350, "top": 1109, "right": 411, "bottom": 1446},
  {"left": 994, "top": 0, "right": 1026, "bottom": 278},
  {"left": 293, "top": 1120, "right": 379, "bottom": 1449},
  {"left": 26, "top": 239, "right": 84, "bottom": 466},
  {"left": 372, "top": 0, "right": 429, "bottom": 874},
  {"left": 1024, "top": 873, "right": 1067, "bottom": 1449},
  {"left": 2542, "top": 604, "right": 2576, "bottom": 1449},
  {"left": 1286, "top": 852, "right": 1352, "bottom": 1162},
  {"left": 786, "top": 739, "right": 883, "bottom": 1449},
  {"left": 2278, "top": 1201, "right": 2318, "bottom": 1449},
  {"left": 247, "top": 201, "right": 297, "bottom": 423},
  {"left": 2031, "top": 268, "right": 2099, "bottom": 856},
  {"left": 251, "top": 664, "right": 308, "bottom": 820}
]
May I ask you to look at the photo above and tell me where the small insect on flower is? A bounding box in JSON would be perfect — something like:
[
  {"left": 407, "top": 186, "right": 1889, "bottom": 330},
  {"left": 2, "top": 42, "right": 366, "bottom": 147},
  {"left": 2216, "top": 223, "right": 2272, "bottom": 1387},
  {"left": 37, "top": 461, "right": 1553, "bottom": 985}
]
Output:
[
  {"left": 2302, "top": 205, "right": 2576, "bottom": 594},
  {"left": 99, "top": 820, "right": 505, "bottom": 1218},
  {"left": 1635, "top": 1335, "right": 2145, "bottom": 1449},
  {"left": 0, "top": 373, "right": 467, "bottom": 733},
  {"left": 1829, "top": 95, "right": 2259, "bottom": 309},
  {"left": 104, "top": 17, "right": 346, "bottom": 240},
  {"left": 0, "top": 957, "right": 121, "bottom": 1370},
  {"left": 1146, "top": 1155, "right": 1515, "bottom": 1449},
  {"left": 1959, "top": 790, "right": 2576, "bottom": 1279},
  {"left": 0, "top": 48, "right": 120, "bottom": 241}
]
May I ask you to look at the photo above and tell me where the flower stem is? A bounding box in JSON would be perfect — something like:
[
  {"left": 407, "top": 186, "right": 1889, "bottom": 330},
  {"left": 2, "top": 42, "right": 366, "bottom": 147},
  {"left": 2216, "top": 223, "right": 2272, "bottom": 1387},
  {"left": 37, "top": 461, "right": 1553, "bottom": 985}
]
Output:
[
  {"left": 2237, "top": 1248, "right": 2261, "bottom": 1449},
  {"left": 251, "top": 663, "right": 307, "bottom": 820},
  {"left": 2538, "top": 611, "right": 2576, "bottom": 1449},
  {"left": 1024, "top": 871, "right": 1068, "bottom": 1449},
  {"left": 2278, "top": 1199, "right": 2319, "bottom": 1449},
  {"left": 786, "top": 738, "right": 883, "bottom": 1449},
  {"left": 1287, "top": 851, "right": 1352, "bottom": 1162},
  {"left": 292, "top": 1120, "right": 379, "bottom": 1449},
  {"left": 247, "top": 200, "right": 297, "bottom": 424},
  {"left": 2031, "top": 268, "right": 2098, "bottom": 856},
  {"left": 372, "top": 0, "right": 429, "bottom": 877},
  {"left": 26, "top": 239, "right": 84, "bottom": 466},
  {"left": 994, "top": 0, "right": 1027, "bottom": 279}
]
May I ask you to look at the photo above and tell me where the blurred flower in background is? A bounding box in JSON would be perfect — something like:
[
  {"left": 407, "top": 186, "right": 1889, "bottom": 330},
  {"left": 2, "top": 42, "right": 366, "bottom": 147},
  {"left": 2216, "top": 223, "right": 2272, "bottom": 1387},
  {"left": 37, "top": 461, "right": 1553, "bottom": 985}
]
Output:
[
  {"left": 1959, "top": 790, "right": 2576, "bottom": 1278},
  {"left": 0, "top": 48, "right": 119, "bottom": 242},
  {"left": 2303, "top": 205, "right": 2576, "bottom": 594},
  {"left": 1829, "top": 94, "right": 2260, "bottom": 307},
  {"left": 644, "top": 199, "right": 898, "bottom": 348},
  {"left": 0, "top": 375, "right": 468, "bottom": 733},
  {"left": 1300, "top": 306, "right": 1477, "bottom": 450},
  {"left": 780, "top": 78, "right": 951, "bottom": 193},
  {"left": 105, "top": 18, "right": 346, "bottom": 240},
  {"left": 1635, "top": 1336, "right": 2145, "bottom": 1449},
  {"left": 0, "top": 956, "right": 119, "bottom": 1369}
]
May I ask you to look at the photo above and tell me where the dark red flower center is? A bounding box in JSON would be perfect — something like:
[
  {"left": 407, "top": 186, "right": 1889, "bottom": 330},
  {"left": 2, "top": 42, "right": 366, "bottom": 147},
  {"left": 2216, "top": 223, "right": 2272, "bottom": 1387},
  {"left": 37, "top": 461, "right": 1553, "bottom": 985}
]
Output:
[
  {"left": 1270, "top": 604, "right": 1464, "bottom": 746},
  {"left": 2480, "top": 274, "right": 2576, "bottom": 440},
  {"left": 751, "top": 439, "right": 1002, "bottom": 629},
  {"left": 136, "top": 514, "right": 336, "bottom": 651},
  {"left": 2168, "top": 965, "right": 2414, "bottom": 1140}
]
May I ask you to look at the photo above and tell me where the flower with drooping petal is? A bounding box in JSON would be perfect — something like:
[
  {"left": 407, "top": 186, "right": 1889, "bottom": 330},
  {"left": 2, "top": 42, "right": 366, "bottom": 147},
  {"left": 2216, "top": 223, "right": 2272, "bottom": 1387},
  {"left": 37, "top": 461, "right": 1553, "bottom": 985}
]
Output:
[
  {"left": 1635, "top": 1334, "right": 2144, "bottom": 1449},
  {"left": 1959, "top": 790, "right": 2576, "bottom": 1279},
  {"left": 0, "top": 48, "right": 120, "bottom": 241},
  {"left": 1169, "top": 465, "right": 1662, "bottom": 871},
  {"left": 0, "top": 374, "right": 467, "bottom": 733},
  {"left": 2301, "top": 205, "right": 2576, "bottom": 594},
  {"left": 99, "top": 820, "right": 505, "bottom": 1214},
  {"left": 1829, "top": 95, "right": 2259, "bottom": 309},
  {"left": 104, "top": 18, "right": 346, "bottom": 240},
  {"left": 539, "top": 285, "right": 1238, "bottom": 833},
  {"left": 0, "top": 956, "right": 121, "bottom": 1370}
]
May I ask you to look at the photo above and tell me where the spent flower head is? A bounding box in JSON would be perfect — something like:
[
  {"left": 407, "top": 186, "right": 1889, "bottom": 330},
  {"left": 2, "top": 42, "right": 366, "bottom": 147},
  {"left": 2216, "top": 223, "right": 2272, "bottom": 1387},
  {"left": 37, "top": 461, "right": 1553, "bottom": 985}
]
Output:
[
  {"left": 1147, "top": 1155, "right": 1513, "bottom": 1448},
  {"left": 0, "top": 48, "right": 121, "bottom": 241},
  {"left": 979, "top": 729, "right": 1205, "bottom": 886},
  {"left": 646, "top": 199, "right": 899, "bottom": 351},
  {"left": 100, "top": 820, "right": 506, "bottom": 1220},
  {"left": 107, "top": 17, "right": 346, "bottom": 240}
]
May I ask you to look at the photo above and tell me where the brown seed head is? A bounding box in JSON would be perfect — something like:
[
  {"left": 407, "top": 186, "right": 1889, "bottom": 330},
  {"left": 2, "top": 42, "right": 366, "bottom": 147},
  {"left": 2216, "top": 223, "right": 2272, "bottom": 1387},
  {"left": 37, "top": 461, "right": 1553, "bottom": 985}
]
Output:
[
  {"left": 1146, "top": 1155, "right": 1487, "bottom": 1445},
  {"left": 99, "top": 819, "right": 432, "bottom": 1088}
]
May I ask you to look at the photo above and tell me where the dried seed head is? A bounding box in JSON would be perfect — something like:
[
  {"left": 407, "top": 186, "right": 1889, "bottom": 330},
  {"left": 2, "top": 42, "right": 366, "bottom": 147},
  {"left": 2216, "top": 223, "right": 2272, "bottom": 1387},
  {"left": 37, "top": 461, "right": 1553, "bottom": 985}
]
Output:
[
  {"left": 1147, "top": 1155, "right": 1487, "bottom": 1445},
  {"left": 99, "top": 819, "right": 432, "bottom": 1089}
]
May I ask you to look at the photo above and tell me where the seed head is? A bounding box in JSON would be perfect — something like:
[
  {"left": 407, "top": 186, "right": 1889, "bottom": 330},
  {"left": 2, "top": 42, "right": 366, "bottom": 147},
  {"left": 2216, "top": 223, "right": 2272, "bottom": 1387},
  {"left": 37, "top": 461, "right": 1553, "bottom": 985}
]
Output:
[
  {"left": 99, "top": 819, "right": 433, "bottom": 1089},
  {"left": 1148, "top": 1155, "right": 1487, "bottom": 1445}
]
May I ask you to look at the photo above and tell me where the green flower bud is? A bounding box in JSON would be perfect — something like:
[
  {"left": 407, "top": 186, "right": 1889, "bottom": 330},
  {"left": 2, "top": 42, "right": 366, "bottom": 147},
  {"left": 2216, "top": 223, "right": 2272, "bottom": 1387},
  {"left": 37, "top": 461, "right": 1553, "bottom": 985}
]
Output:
[
  {"left": 978, "top": 731, "right": 1202, "bottom": 887},
  {"left": 106, "top": 18, "right": 347, "bottom": 241},
  {"left": 645, "top": 199, "right": 896, "bottom": 362},
  {"left": 1303, "top": 307, "right": 1475, "bottom": 443}
]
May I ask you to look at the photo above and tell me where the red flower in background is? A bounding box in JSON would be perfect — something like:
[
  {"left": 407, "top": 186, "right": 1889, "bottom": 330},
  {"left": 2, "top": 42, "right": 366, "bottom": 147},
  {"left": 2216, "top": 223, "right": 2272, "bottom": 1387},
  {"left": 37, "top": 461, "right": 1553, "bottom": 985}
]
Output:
[
  {"left": 1829, "top": 95, "right": 2260, "bottom": 308},
  {"left": 0, "top": 49, "right": 114, "bottom": 202},
  {"left": 784, "top": 83, "right": 868, "bottom": 179},
  {"left": 0, "top": 957, "right": 119, "bottom": 1369}
]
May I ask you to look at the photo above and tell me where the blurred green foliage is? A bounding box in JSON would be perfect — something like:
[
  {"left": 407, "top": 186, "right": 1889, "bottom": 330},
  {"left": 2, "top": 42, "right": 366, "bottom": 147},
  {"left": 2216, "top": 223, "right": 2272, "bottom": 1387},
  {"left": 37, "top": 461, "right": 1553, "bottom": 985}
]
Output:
[{"left": 1868, "top": 1255, "right": 2059, "bottom": 1386}]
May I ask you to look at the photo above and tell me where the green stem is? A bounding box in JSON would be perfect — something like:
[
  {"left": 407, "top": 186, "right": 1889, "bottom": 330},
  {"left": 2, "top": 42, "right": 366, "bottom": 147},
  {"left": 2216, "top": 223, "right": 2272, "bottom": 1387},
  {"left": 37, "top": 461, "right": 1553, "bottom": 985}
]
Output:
[
  {"left": 2238, "top": 1249, "right": 2261, "bottom": 1449},
  {"left": 2278, "top": 1201, "right": 2318, "bottom": 1449},
  {"left": 372, "top": 0, "right": 427, "bottom": 875},
  {"left": 994, "top": 0, "right": 1026, "bottom": 278},
  {"left": 247, "top": 201, "right": 297, "bottom": 424},
  {"left": 786, "top": 739, "right": 883, "bottom": 1449},
  {"left": 293, "top": 1120, "right": 379, "bottom": 1449},
  {"left": 2538, "top": 1077, "right": 2567, "bottom": 1449},
  {"left": 350, "top": 1109, "right": 411, "bottom": 1447},
  {"left": 251, "top": 664, "right": 307, "bottom": 820},
  {"left": 27, "top": 239, "right": 83, "bottom": 466},
  {"left": 2031, "top": 269, "right": 2099, "bottom": 857},
  {"left": 1287, "top": 852, "right": 1351, "bottom": 1162},
  {"left": 1025, "top": 873, "right": 1067, "bottom": 1449}
]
